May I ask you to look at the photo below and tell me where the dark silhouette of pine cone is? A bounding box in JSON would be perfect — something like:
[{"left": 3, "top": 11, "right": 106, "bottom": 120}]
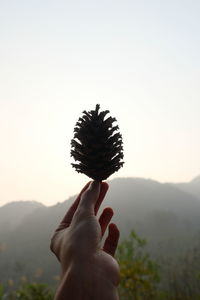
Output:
[{"left": 70, "top": 104, "right": 124, "bottom": 181}]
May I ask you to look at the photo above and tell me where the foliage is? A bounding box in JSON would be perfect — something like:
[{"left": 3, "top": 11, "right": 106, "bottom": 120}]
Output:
[
  {"left": 15, "top": 283, "right": 53, "bottom": 300},
  {"left": 1, "top": 230, "right": 200, "bottom": 300},
  {"left": 116, "top": 230, "right": 160, "bottom": 300},
  {"left": 162, "top": 244, "right": 200, "bottom": 300},
  {"left": 0, "top": 282, "right": 53, "bottom": 300},
  {"left": 0, "top": 285, "right": 4, "bottom": 300}
]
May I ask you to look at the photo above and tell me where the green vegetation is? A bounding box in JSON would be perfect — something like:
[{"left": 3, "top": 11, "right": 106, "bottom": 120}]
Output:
[
  {"left": 0, "top": 285, "right": 4, "bottom": 300},
  {"left": 116, "top": 231, "right": 160, "bottom": 300},
  {"left": 1, "top": 230, "right": 200, "bottom": 300},
  {"left": 0, "top": 283, "right": 53, "bottom": 300}
]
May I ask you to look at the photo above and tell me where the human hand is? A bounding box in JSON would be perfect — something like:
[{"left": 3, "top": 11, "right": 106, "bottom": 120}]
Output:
[{"left": 50, "top": 181, "right": 120, "bottom": 300}]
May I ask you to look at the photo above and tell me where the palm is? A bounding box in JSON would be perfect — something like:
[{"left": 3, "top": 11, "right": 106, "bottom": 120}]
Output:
[
  {"left": 74, "top": 212, "right": 120, "bottom": 284},
  {"left": 51, "top": 181, "right": 120, "bottom": 285}
]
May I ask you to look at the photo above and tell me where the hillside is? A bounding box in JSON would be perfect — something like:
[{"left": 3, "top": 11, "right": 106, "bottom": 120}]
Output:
[
  {"left": 0, "top": 176, "right": 200, "bottom": 285},
  {"left": 0, "top": 201, "right": 45, "bottom": 231},
  {"left": 175, "top": 175, "right": 200, "bottom": 201}
]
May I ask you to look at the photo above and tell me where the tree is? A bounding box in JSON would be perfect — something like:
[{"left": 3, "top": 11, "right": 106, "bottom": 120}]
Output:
[{"left": 116, "top": 230, "right": 160, "bottom": 300}]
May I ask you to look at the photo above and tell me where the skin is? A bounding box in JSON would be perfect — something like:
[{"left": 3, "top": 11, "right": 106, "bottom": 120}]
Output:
[{"left": 50, "top": 181, "right": 120, "bottom": 300}]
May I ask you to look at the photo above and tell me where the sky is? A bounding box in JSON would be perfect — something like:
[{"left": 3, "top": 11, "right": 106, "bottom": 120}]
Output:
[{"left": 0, "top": 0, "right": 200, "bottom": 206}]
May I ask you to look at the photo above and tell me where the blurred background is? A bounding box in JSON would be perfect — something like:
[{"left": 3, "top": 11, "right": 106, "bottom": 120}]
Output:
[
  {"left": 0, "top": 1, "right": 200, "bottom": 299},
  {"left": 1, "top": 0, "right": 200, "bottom": 206}
]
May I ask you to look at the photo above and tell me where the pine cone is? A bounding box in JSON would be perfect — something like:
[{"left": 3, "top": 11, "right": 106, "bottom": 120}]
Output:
[{"left": 70, "top": 104, "right": 124, "bottom": 181}]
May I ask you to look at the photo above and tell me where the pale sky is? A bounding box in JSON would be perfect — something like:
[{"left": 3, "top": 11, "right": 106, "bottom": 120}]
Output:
[{"left": 0, "top": 0, "right": 200, "bottom": 206}]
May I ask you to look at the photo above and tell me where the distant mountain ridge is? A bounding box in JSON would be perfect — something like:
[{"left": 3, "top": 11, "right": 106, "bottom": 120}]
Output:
[
  {"left": 0, "top": 176, "right": 200, "bottom": 231},
  {"left": 174, "top": 175, "right": 200, "bottom": 201},
  {"left": 0, "top": 201, "right": 44, "bottom": 230}
]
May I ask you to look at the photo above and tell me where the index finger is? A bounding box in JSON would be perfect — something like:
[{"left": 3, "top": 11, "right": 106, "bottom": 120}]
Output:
[
  {"left": 55, "top": 181, "right": 91, "bottom": 232},
  {"left": 77, "top": 181, "right": 109, "bottom": 215}
]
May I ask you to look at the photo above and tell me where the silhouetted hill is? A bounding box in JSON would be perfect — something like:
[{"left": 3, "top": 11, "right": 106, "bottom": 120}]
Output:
[
  {"left": 175, "top": 175, "right": 200, "bottom": 201},
  {"left": 0, "top": 201, "right": 45, "bottom": 231},
  {"left": 0, "top": 177, "right": 200, "bottom": 285}
]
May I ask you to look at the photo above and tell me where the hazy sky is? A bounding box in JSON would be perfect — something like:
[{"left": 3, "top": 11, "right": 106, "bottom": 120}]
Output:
[{"left": 1, "top": 0, "right": 200, "bottom": 206}]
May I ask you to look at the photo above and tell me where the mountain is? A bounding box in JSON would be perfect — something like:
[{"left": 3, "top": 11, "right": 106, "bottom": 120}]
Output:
[
  {"left": 0, "top": 201, "right": 45, "bottom": 231},
  {"left": 175, "top": 175, "right": 200, "bottom": 201},
  {"left": 0, "top": 177, "right": 200, "bottom": 285}
]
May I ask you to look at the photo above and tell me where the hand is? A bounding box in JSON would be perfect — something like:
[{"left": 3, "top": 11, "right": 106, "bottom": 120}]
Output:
[{"left": 50, "top": 181, "right": 120, "bottom": 300}]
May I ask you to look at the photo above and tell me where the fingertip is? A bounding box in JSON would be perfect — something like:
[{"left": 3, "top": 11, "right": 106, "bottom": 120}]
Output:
[
  {"left": 87, "top": 180, "right": 101, "bottom": 196},
  {"left": 94, "top": 182, "right": 109, "bottom": 215},
  {"left": 87, "top": 181, "right": 109, "bottom": 192},
  {"left": 78, "top": 180, "right": 102, "bottom": 212},
  {"left": 89, "top": 180, "right": 101, "bottom": 190},
  {"left": 103, "top": 223, "right": 120, "bottom": 257},
  {"left": 109, "top": 223, "right": 120, "bottom": 239},
  {"left": 104, "top": 207, "right": 114, "bottom": 216},
  {"left": 79, "top": 181, "right": 92, "bottom": 195},
  {"left": 100, "top": 181, "right": 109, "bottom": 196},
  {"left": 101, "top": 181, "right": 109, "bottom": 190}
]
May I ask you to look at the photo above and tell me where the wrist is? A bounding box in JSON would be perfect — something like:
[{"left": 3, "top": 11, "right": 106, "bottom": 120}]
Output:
[{"left": 55, "top": 260, "right": 119, "bottom": 300}]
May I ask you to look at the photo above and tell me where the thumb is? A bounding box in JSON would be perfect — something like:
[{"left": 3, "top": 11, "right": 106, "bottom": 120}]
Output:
[{"left": 78, "top": 181, "right": 101, "bottom": 213}]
